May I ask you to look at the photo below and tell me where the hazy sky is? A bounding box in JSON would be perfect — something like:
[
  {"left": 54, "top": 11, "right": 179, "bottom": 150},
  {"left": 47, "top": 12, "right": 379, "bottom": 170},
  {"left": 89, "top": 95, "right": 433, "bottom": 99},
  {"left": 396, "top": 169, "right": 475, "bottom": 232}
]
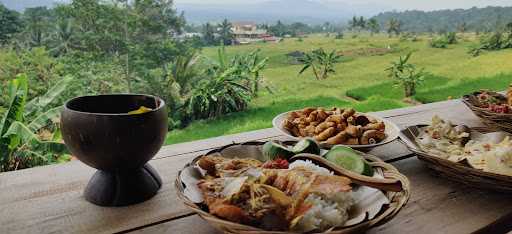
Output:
[{"left": 176, "top": 0, "right": 512, "bottom": 11}]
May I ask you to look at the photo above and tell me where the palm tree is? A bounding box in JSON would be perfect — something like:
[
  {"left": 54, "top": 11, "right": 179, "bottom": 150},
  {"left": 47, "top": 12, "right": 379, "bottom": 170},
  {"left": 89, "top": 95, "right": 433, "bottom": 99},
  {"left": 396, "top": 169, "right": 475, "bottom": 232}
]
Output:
[
  {"left": 218, "top": 19, "right": 233, "bottom": 45},
  {"left": 387, "top": 18, "right": 402, "bottom": 37},
  {"left": 358, "top": 16, "right": 366, "bottom": 32},
  {"left": 298, "top": 48, "right": 342, "bottom": 80},
  {"left": 367, "top": 18, "right": 380, "bottom": 36},
  {"left": 50, "top": 19, "right": 75, "bottom": 56}
]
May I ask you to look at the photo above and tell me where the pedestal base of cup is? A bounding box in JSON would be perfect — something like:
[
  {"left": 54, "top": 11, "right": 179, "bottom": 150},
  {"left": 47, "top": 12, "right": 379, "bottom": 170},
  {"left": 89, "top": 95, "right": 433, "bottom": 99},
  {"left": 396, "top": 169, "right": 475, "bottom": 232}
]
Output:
[{"left": 84, "top": 164, "right": 162, "bottom": 207}]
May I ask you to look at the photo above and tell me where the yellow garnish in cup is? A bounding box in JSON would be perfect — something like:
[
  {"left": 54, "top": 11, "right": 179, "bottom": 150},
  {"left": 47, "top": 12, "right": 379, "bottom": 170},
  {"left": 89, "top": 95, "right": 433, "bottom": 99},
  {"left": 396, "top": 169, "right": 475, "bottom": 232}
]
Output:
[{"left": 128, "top": 106, "right": 153, "bottom": 115}]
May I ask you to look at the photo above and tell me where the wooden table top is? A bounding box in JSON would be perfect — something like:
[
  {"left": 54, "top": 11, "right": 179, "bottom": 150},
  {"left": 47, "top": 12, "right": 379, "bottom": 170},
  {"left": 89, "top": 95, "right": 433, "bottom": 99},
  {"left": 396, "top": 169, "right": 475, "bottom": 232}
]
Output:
[{"left": 1, "top": 99, "right": 511, "bottom": 234}]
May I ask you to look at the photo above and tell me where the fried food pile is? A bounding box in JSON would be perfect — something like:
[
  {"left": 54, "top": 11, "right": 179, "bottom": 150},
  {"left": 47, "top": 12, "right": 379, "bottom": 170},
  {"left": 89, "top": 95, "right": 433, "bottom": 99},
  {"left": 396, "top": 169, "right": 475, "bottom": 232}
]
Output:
[
  {"left": 283, "top": 107, "right": 386, "bottom": 145},
  {"left": 196, "top": 155, "right": 354, "bottom": 232}
]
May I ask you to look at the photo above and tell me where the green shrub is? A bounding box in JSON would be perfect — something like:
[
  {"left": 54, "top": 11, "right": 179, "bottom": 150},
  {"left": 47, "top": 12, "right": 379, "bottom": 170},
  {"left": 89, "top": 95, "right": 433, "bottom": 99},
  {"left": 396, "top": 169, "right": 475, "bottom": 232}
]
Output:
[
  {"left": 430, "top": 32, "right": 457, "bottom": 48},
  {"left": 468, "top": 31, "right": 512, "bottom": 56}
]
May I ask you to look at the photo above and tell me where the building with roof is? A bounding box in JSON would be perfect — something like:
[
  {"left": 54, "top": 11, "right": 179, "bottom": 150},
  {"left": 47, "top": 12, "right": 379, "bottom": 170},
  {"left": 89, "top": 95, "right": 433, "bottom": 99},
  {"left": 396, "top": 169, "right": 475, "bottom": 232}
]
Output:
[{"left": 231, "top": 21, "right": 280, "bottom": 45}]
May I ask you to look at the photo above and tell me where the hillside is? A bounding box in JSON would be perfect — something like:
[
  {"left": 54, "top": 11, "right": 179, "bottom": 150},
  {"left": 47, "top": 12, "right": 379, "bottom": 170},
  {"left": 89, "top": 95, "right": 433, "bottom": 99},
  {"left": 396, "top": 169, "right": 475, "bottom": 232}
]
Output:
[{"left": 372, "top": 6, "right": 512, "bottom": 32}]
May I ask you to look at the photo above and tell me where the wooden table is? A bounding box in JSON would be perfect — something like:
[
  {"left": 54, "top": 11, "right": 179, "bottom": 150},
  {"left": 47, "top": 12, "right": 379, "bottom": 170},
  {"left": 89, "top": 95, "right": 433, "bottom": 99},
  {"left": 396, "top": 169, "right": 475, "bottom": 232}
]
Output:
[{"left": 1, "top": 99, "right": 512, "bottom": 234}]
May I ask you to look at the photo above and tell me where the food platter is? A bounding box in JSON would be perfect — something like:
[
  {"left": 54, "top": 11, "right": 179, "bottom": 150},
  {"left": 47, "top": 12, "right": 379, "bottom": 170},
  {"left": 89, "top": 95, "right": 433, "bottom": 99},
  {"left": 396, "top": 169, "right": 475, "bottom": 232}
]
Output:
[
  {"left": 400, "top": 117, "right": 512, "bottom": 192},
  {"left": 175, "top": 141, "right": 410, "bottom": 234},
  {"left": 463, "top": 90, "right": 512, "bottom": 133},
  {"left": 273, "top": 109, "right": 400, "bottom": 149}
]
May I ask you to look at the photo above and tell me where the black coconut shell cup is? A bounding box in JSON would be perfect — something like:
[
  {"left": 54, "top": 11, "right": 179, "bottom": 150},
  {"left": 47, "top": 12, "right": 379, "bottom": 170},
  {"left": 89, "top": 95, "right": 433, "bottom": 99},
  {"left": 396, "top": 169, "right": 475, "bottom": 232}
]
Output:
[{"left": 61, "top": 94, "right": 168, "bottom": 207}]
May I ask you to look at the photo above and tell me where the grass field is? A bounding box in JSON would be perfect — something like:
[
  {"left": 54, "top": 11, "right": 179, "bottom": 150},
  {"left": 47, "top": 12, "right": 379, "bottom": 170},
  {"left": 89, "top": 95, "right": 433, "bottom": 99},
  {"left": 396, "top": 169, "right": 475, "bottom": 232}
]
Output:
[{"left": 166, "top": 33, "right": 512, "bottom": 144}]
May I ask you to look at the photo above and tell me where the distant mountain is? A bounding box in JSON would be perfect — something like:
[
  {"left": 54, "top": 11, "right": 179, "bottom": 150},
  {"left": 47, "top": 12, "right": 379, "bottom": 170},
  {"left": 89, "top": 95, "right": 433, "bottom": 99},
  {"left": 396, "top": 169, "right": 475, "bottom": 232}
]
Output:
[
  {"left": 372, "top": 6, "right": 512, "bottom": 32},
  {"left": 176, "top": 0, "right": 388, "bottom": 24}
]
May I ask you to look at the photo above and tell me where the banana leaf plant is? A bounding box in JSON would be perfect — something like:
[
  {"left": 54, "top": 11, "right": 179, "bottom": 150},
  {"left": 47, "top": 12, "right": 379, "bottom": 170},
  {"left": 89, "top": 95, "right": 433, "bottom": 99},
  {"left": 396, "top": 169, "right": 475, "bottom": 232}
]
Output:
[
  {"left": 298, "top": 48, "right": 342, "bottom": 80},
  {"left": 0, "top": 74, "right": 72, "bottom": 172},
  {"left": 232, "top": 49, "right": 269, "bottom": 96}
]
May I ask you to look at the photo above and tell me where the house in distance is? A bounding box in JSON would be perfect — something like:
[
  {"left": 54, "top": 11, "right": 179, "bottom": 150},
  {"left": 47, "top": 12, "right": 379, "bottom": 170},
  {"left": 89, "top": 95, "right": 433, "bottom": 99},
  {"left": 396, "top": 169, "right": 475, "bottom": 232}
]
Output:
[{"left": 231, "top": 21, "right": 281, "bottom": 45}]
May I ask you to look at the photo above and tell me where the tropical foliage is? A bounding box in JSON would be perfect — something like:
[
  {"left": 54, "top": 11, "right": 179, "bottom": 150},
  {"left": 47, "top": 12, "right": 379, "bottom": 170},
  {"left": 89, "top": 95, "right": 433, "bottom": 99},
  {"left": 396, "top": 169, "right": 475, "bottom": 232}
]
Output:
[
  {"left": 469, "top": 30, "right": 512, "bottom": 56},
  {"left": 0, "top": 74, "right": 71, "bottom": 172},
  {"left": 298, "top": 48, "right": 342, "bottom": 80},
  {"left": 386, "top": 53, "right": 425, "bottom": 97},
  {"left": 186, "top": 47, "right": 268, "bottom": 119},
  {"left": 430, "top": 32, "right": 458, "bottom": 48},
  {"left": 386, "top": 18, "right": 402, "bottom": 37}
]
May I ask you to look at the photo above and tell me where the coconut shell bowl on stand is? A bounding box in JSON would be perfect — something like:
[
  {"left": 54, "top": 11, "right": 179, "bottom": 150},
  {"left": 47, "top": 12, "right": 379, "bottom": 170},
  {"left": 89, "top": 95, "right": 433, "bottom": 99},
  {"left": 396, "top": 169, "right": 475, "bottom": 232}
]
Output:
[{"left": 61, "top": 94, "right": 168, "bottom": 207}]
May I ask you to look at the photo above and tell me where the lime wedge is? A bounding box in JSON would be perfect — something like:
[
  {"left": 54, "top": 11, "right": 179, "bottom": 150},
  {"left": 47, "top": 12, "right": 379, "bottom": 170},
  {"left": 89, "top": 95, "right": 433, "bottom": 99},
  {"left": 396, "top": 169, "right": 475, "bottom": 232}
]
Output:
[
  {"left": 324, "top": 146, "right": 365, "bottom": 175},
  {"left": 262, "top": 140, "right": 294, "bottom": 161},
  {"left": 292, "top": 138, "right": 320, "bottom": 155},
  {"left": 362, "top": 160, "right": 374, "bottom": 176}
]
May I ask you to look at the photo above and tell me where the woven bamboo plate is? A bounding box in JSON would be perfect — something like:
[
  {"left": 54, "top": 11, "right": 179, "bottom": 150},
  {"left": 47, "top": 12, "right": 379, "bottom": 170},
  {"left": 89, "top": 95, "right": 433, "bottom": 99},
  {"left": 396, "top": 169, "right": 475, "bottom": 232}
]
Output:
[
  {"left": 462, "top": 91, "right": 512, "bottom": 133},
  {"left": 175, "top": 141, "right": 410, "bottom": 234},
  {"left": 400, "top": 125, "right": 512, "bottom": 192}
]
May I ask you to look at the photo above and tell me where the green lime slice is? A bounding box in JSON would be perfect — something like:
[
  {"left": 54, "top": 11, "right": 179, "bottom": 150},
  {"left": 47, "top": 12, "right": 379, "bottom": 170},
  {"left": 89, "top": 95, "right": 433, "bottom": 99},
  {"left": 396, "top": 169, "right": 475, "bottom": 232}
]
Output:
[
  {"left": 262, "top": 140, "right": 294, "bottom": 161},
  {"left": 324, "top": 146, "right": 365, "bottom": 175},
  {"left": 362, "top": 160, "right": 374, "bottom": 176},
  {"left": 292, "top": 138, "right": 320, "bottom": 155}
]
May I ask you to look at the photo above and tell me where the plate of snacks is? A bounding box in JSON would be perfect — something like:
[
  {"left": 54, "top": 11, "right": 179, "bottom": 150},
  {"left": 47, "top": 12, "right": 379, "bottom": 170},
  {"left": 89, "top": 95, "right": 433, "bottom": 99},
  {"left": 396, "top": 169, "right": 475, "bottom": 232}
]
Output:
[
  {"left": 462, "top": 88, "right": 512, "bottom": 133},
  {"left": 176, "top": 139, "right": 410, "bottom": 233},
  {"left": 400, "top": 115, "right": 512, "bottom": 192},
  {"left": 273, "top": 107, "right": 400, "bottom": 149}
]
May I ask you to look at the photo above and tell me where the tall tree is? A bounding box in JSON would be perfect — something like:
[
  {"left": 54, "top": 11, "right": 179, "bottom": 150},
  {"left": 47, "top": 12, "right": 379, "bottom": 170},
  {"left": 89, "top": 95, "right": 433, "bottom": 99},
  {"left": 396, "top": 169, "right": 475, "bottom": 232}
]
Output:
[
  {"left": 367, "top": 18, "right": 380, "bottom": 36},
  {"left": 23, "top": 7, "right": 53, "bottom": 47},
  {"left": 269, "top": 20, "right": 287, "bottom": 37},
  {"left": 218, "top": 19, "right": 233, "bottom": 45},
  {"left": 358, "top": 16, "right": 366, "bottom": 31},
  {"left": 0, "top": 4, "right": 22, "bottom": 44},
  {"left": 50, "top": 19, "right": 75, "bottom": 56},
  {"left": 387, "top": 18, "right": 402, "bottom": 37}
]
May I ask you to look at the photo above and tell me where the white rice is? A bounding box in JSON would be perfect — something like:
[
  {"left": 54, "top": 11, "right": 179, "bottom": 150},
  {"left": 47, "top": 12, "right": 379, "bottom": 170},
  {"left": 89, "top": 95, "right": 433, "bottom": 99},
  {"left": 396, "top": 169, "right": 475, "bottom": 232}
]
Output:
[
  {"left": 288, "top": 160, "right": 333, "bottom": 175},
  {"left": 295, "top": 192, "right": 354, "bottom": 232},
  {"left": 288, "top": 160, "right": 354, "bottom": 232}
]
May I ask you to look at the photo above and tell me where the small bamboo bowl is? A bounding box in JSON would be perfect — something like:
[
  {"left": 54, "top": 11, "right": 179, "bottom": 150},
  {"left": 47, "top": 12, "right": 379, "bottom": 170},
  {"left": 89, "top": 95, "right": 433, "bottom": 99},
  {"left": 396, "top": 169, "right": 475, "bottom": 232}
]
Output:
[
  {"left": 462, "top": 91, "right": 512, "bottom": 133},
  {"left": 175, "top": 141, "right": 411, "bottom": 234}
]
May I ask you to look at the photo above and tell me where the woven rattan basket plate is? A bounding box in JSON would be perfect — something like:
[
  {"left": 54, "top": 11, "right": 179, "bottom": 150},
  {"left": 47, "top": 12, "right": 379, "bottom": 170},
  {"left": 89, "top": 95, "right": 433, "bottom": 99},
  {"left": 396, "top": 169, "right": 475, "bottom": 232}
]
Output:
[
  {"left": 175, "top": 141, "right": 410, "bottom": 234},
  {"left": 462, "top": 91, "right": 512, "bottom": 133},
  {"left": 400, "top": 125, "right": 512, "bottom": 192}
]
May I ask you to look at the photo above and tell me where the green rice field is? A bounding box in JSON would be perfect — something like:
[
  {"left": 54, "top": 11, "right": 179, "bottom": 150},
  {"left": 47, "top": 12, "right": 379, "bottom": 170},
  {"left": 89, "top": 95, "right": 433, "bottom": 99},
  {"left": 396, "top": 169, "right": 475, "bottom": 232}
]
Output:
[{"left": 166, "top": 33, "right": 512, "bottom": 144}]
